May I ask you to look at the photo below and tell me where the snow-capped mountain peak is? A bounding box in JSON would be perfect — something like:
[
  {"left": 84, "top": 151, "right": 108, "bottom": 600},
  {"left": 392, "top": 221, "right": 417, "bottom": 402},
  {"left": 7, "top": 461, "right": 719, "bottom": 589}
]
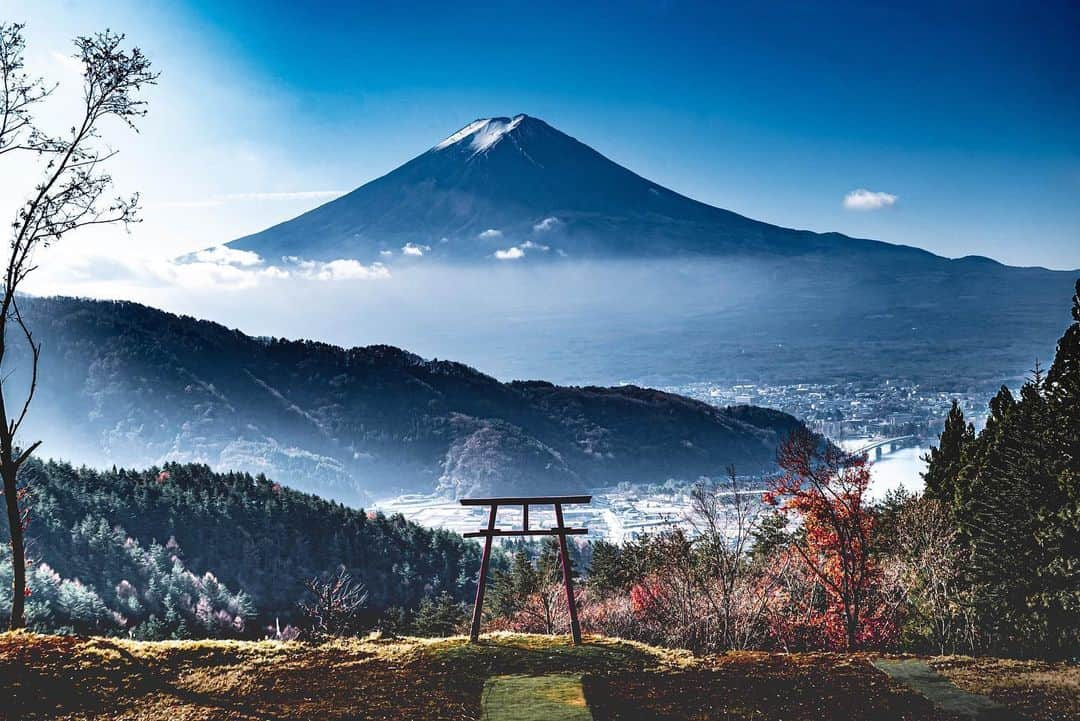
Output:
[
  {"left": 223, "top": 113, "right": 964, "bottom": 268},
  {"left": 227, "top": 112, "right": 776, "bottom": 261},
  {"left": 434, "top": 114, "right": 527, "bottom": 155}
]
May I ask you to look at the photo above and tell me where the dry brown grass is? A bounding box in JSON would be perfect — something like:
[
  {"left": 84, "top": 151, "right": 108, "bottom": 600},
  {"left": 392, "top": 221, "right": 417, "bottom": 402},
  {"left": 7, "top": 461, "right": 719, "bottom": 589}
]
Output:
[
  {"left": 0, "top": 631, "right": 1073, "bottom": 721},
  {"left": 931, "top": 655, "right": 1080, "bottom": 721}
]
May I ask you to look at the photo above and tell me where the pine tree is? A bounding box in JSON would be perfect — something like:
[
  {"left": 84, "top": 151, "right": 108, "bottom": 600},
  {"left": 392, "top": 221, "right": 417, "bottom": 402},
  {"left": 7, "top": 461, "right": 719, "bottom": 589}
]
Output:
[
  {"left": 586, "top": 541, "right": 624, "bottom": 596},
  {"left": 922, "top": 400, "right": 974, "bottom": 505},
  {"left": 750, "top": 509, "right": 791, "bottom": 563},
  {"left": 930, "top": 279, "right": 1080, "bottom": 657},
  {"left": 1031, "top": 279, "right": 1080, "bottom": 655},
  {"left": 411, "top": 592, "right": 466, "bottom": 636}
]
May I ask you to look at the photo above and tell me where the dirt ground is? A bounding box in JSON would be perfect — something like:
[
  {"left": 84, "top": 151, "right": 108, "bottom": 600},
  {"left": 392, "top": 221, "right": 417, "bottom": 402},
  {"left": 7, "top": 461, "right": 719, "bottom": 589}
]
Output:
[{"left": 0, "top": 631, "right": 1075, "bottom": 721}]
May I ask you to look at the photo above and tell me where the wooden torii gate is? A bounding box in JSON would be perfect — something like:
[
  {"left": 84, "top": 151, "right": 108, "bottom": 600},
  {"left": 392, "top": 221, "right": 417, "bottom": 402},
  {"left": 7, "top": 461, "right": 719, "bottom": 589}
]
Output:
[{"left": 460, "top": 495, "right": 591, "bottom": 645}]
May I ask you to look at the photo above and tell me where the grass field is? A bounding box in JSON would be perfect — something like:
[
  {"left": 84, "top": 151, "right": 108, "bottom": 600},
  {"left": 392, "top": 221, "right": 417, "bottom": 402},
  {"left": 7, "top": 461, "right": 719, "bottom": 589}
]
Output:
[{"left": 0, "top": 631, "right": 1076, "bottom": 720}]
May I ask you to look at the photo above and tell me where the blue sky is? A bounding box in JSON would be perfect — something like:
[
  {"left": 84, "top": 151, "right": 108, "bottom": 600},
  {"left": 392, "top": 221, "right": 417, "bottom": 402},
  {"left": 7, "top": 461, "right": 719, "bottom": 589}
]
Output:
[{"left": 5, "top": 0, "right": 1079, "bottom": 277}]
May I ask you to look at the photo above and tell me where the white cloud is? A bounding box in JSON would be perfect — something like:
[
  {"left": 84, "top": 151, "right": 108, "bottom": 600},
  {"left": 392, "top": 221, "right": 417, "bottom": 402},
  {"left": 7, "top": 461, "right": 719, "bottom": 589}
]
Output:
[
  {"left": 31, "top": 251, "right": 394, "bottom": 294},
  {"left": 192, "top": 245, "right": 263, "bottom": 267},
  {"left": 492, "top": 240, "right": 551, "bottom": 260},
  {"left": 478, "top": 228, "right": 503, "bottom": 239},
  {"left": 164, "top": 255, "right": 389, "bottom": 288},
  {"left": 293, "top": 259, "right": 390, "bottom": 281},
  {"left": 402, "top": 242, "right": 430, "bottom": 256},
  {"left": 494, "top": 247, "right": 525, "bottom": 260},
  {"left": 533, "top": 216, "right": 560, "bottom": 232},
  {"left": 843, "top": 188, "right": 897, "bottom": 211},
  {"left": 379, "top": 249, "right": 394, "bottom": 257},
  {"left": 151, "top": 258, "right": 288, "bottom": 290}
]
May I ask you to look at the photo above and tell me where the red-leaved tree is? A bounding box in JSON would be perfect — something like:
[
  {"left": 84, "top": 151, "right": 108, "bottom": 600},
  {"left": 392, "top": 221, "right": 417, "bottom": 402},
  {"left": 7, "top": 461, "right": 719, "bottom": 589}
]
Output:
[{"left": 764, "top": 429, "right": 897, "bottom": 649}]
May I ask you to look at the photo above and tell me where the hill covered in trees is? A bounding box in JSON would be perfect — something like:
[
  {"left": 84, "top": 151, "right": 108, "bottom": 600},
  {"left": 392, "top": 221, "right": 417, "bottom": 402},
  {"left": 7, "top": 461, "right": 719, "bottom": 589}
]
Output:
[
  {"left": 920, "top": 279, "right": 1080, "bottom": 658},
  {"left": 11, "top": 295, "right": 804, "bottom": 504},
  {"left": 0, "top": 460, "right": 479, "bottom": 639}
]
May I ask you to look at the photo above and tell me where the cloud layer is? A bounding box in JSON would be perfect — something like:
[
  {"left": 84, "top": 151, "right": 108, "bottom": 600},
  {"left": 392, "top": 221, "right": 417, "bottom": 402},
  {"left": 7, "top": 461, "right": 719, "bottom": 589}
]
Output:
[{"left": 28, "top": 247, "right": 394, "bottom": 294}]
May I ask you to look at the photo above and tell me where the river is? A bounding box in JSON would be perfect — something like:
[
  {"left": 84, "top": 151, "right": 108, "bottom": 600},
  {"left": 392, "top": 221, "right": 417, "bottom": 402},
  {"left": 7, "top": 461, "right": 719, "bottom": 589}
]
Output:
[
  {"left": 837, "top": 439, "right": 928, "bottom": 501},
  {"left": 866, "top": 446, "right": 928, "bottom": 500}
]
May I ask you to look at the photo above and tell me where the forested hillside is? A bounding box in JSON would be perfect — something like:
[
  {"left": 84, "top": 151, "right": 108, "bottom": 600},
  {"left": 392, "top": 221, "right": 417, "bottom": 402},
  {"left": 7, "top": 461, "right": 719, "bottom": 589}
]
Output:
[
  {"left": 0, "top": 460, "right": 479, "bottom": 638},
  {"left": 921, "top": 280, "right": 1080, "bottom": 658},
  {"left": 11, "top": 295, "right": 804, "bottom": 504}
]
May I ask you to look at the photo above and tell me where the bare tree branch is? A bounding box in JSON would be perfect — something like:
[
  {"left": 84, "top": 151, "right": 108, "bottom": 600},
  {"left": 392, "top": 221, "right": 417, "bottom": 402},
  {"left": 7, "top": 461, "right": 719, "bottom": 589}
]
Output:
[{"left": 0, "top": 21, "right": 155, "bottom": 630}]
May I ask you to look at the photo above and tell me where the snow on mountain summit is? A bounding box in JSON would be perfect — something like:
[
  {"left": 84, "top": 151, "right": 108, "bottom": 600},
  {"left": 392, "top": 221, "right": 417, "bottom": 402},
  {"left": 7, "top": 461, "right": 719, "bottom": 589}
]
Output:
[{"left": 434, "top": 114, "right": 527, "bottom": 155}]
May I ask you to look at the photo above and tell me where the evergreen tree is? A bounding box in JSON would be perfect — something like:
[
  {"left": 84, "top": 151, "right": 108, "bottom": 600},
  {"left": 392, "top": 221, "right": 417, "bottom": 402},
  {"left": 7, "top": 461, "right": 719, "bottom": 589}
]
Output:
[
  {"left": 750, "top": 509, "right": 791, "bottom": 563},
  {"left": 586, "top": 541, "right": 625, "bottom": 596},
  {"left": 924, "top": 279, "right": 1080, "bottom": 657},
  {"left": 1032, "top": 280, "right": 1080, "bottom": 654},
  {"left": 411, "top": 592, "right": 466, "bottom": 637},
  {"left": 922, "top": 400, "right": 975, "bottom": 505}
]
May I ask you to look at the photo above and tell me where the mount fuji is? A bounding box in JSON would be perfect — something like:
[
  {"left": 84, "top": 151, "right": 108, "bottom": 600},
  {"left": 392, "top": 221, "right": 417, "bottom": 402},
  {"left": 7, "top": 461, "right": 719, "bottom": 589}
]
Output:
[
  {"left": 226, "top": 114, "right": 939, "bottom": 265},
  {"left": 213, "top": 114, "right": 1074, "bottom": 388}
]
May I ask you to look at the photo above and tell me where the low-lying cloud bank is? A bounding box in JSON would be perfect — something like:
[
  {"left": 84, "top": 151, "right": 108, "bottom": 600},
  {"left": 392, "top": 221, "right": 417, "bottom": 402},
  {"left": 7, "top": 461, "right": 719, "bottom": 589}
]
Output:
[
  {"left": 28, "top": 246, "right": 393, "bottom": 295},
  {"left": 174, "top": 247, "right": 392, "bottom": 288}
]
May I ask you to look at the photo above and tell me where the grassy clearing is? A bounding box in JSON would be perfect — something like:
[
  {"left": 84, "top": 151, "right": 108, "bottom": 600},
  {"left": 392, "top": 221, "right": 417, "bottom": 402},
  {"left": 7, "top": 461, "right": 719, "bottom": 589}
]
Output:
[
  {"left": 482, "top": 674, "right": 591, "bottom": 721},
  {"left": 0, "top": 631, "right": 1073, "bottom": 720}
]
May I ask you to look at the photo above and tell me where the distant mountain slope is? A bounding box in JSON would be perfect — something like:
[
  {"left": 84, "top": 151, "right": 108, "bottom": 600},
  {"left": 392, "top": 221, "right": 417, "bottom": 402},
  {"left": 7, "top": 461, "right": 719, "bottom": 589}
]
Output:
[
  {"left": 12, "top": 296, "right": 803, "bottom": 504},
  {"left": 225, "top": 114, "right": 944, "bottom": 264}
]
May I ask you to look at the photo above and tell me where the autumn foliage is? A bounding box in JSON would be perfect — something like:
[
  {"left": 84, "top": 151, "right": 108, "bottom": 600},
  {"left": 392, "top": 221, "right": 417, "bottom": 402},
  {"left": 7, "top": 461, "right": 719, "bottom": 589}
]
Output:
[
  {"left": 764, "top": 429, "right": 899, "bottom": 649},
  {"left": 480, "top": 433, "right": 908, "bottom": 654}
]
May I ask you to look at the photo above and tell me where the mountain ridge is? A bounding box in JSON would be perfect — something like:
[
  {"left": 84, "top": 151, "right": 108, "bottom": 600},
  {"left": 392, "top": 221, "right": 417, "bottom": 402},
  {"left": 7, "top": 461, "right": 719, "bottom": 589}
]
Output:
[{"left": 10, "top": 295, "right": 805, "bottom": 505}]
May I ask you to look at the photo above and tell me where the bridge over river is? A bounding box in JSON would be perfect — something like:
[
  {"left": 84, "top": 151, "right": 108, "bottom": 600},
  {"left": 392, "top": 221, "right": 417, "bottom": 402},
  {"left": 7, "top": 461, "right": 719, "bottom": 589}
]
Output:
[{"left": 850, "top": 435, "right": 917, "bottom": 459}]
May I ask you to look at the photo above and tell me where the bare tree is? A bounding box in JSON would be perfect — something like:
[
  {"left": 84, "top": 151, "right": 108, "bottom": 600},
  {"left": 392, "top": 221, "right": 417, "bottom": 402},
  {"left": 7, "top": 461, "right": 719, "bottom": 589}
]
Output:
[
  {"left": 299, "top": 567, "right": 370, "bottom": 637},
  {"left": 688, "top": 467, "right": 779, "bottom": 650},
  {"left": 889, "top": 497, "right": 973, "bottom": 654},
  {"left": 0, "top": 22, "right": 155, "bottom": 629}
]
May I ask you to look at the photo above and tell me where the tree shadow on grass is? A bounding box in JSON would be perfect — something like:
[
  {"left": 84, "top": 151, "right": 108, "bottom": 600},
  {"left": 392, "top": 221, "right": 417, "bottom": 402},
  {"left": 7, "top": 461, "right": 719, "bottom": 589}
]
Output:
[
  {"left": 581, "top": 662, "right": 973, "bottom": 721},
  {"left": 85, "top": 639, "right": 294, "bottom": 721},
  {"left": 1, "top": 635, "right": 292, "bottom": 721}
]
